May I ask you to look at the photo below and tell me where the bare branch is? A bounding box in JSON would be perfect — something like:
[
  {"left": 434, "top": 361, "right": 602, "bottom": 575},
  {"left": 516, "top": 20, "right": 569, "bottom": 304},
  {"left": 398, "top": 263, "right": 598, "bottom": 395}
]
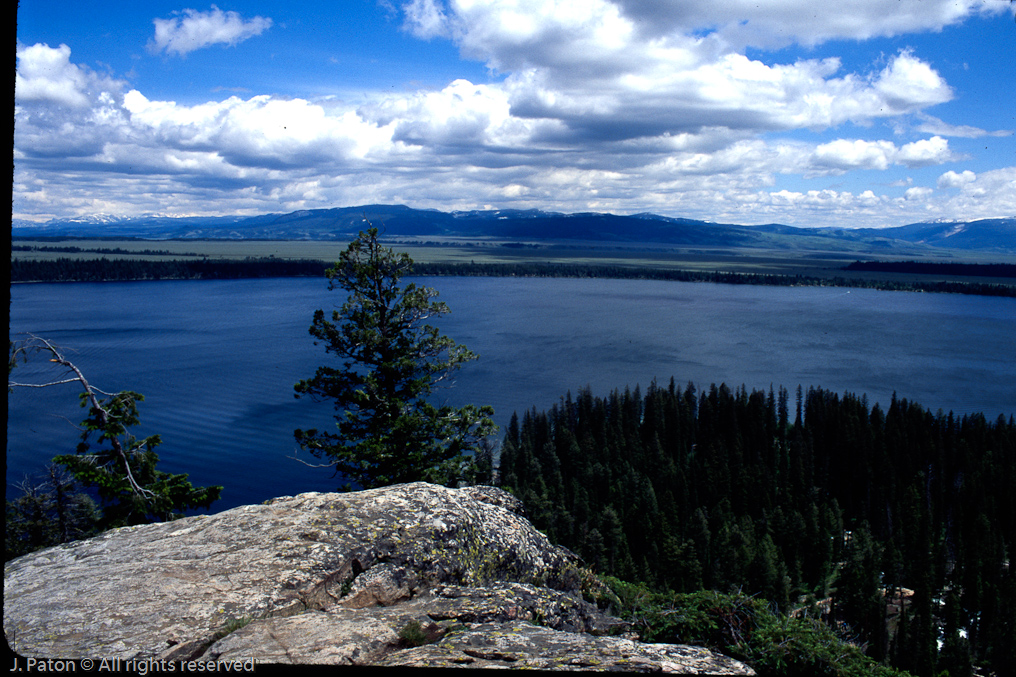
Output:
[
  {"left": 9, "top": 334, "right": 156, "bottom": 501},
  {"left": 8, "top": 378, "right": 83, "bottom": 388},
  {"left": 286, "top": 451, "right": 338, "bottom": 469}
]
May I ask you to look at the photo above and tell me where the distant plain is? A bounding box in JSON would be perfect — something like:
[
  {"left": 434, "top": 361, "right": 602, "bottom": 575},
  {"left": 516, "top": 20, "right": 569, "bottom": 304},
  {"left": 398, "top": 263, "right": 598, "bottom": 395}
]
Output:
[{"left": 12, "top": 237, "right": 1016, "bottom": 290}]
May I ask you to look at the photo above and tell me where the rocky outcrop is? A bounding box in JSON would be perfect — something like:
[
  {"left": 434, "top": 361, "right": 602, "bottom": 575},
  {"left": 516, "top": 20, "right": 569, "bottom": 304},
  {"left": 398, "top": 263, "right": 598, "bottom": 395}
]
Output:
[
  {"left": 4, "top": 482, "right": 754, "bottom": 673},
  {"left": 379, "top": 620, "right": 756, "bottom": 672}
]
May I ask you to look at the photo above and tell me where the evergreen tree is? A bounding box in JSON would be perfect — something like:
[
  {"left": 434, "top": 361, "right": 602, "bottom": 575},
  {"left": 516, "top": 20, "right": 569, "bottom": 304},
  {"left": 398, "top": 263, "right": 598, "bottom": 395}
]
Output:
[
  {"left": 294, "top": 227, "right": 497, "bottom": 489},
  {"left": 5, "top": 464, "right": 100, "bottom": 561},
  {"left": 9, "top": 336, "right": 222, "bottom": 531},
  {"left": 938, "top": 590, "right": 973, "bottom": 677},
  {"left": 53, "top": 389, "right": 222, "bottom": 527},
  {"left": 833, "top": 523, "right": 887, "bottom": 660}
]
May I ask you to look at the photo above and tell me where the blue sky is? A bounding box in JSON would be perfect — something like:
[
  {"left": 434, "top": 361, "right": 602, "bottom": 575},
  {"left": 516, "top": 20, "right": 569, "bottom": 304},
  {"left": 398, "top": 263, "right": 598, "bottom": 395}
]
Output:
[{"left": 13, "top": 0, "right": 1016, "bottom": 228}]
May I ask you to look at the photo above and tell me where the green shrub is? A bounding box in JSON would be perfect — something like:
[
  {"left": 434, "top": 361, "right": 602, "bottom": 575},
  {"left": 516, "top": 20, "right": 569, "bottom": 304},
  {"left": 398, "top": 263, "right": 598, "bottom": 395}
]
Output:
[
  {"left": 398, "top": 620, "right": 430, "bottom": 648},
  {"left": 600, "top": 577, "right": 910, "bottom": 677},
  {"left": 212, "top": 616, "right": 252, "bottom": 641}
]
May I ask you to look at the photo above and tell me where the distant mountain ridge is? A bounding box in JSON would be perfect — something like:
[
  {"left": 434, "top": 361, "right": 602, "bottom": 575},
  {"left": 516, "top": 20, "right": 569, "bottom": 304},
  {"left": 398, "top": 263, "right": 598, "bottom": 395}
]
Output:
[{"left": 12, "top": 206, "right": 1016, "bottom": 254}]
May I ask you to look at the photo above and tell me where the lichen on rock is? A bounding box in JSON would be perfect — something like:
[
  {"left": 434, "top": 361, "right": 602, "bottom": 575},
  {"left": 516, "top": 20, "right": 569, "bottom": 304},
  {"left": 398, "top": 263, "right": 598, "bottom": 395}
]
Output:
[{"left": 4, "top": 482, "right": 754, "bottom": 673}]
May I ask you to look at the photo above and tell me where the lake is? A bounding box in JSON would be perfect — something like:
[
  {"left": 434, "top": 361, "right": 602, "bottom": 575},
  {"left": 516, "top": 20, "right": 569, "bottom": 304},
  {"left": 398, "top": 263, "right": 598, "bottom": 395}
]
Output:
[{"left": 8, "top": 276, "right": 1016, "bottom": 510}]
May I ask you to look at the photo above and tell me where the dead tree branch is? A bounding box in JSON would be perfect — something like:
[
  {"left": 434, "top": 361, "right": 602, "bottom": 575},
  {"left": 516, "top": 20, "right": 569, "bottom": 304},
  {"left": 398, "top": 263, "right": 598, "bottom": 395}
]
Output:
[{"left": 9, "top": 334, "right": 156, "bottom": 500}]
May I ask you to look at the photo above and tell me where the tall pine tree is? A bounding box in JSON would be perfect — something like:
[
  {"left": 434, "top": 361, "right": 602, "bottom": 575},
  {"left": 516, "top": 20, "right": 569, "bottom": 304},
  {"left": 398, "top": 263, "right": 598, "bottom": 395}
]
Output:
[{"left": 294, "top": 227, "right": 497, "bottom": 489}]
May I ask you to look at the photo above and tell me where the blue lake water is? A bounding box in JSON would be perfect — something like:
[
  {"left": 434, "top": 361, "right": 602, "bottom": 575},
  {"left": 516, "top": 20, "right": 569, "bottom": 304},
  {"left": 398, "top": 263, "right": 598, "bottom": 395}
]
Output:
[{"left": 8, "top": 277, "right": 1016, "bottom": 510}]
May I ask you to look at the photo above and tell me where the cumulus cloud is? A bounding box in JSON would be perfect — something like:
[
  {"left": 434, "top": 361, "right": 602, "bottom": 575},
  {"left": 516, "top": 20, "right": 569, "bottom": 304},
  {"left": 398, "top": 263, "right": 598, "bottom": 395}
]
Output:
[
  {"left": 895, "top": 136, "right": 955, "bottom": 168},
  {"left": 16, "top": 42, "right": 98, "bottom": 108},
  {"left": 610, "top": 0, "right": 1006, "bottom": 49},
  {"left": 811, "top": 139, "right": 897, "bottom": 173},
  {"left": 148, "top": 6, "right": 272, "bottom": 56},
  {"left": 365, "top": 79, "right": 517, "bottom": 151},
  {"left": 807, "top": 136, "right": 955, "bottom": 175},
  {"left": 413, "top": 2, "right": 955, "bottom": 146},
  {"left": 12, "top": 40, "right": 1003, "bottom": 226},
  {"left": 122, "top": 89, "right": 400, "bottom": 170},
  {"left": 938, "top": 170, "right": 977, "bottom": 189},
  {"left": 15, "top": 43, "right": 128, "bottom": 164},
  {"left": 497, "top": 49, "right": 953, "bottom": 150},
  {"left": 937, "top": 167, "right": 1016, "bottom": 215},
  {"left": 871, "top": 49, "right": 953, "bottom": 112},
  {"left": 403, "top": 0, "right": 1007, "bottom": 55},
  {"left": 13, "top": 1, "right": 1015, "bottom": 226},
  {"left": 391, "top": 0, "right": 957, "bottom": 161}
]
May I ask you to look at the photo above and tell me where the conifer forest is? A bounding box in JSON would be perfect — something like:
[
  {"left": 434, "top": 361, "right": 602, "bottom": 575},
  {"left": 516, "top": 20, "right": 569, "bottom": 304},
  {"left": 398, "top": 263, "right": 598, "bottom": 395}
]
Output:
[{"left": 497, "top": 381, "right": 1016, "bottom": 674}]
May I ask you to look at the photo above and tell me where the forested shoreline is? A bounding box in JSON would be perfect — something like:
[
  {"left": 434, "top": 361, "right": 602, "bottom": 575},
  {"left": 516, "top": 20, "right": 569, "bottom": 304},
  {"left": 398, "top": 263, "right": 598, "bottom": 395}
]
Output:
[
  {"left": 497, "top": 381, "right": 1016, "bottom": 674},
  {"left": 844, "top": 260, "right": 1016, "bottom": 278},
  {"left": 10, "top": 257, "right": 1016, "bottom": 297}
]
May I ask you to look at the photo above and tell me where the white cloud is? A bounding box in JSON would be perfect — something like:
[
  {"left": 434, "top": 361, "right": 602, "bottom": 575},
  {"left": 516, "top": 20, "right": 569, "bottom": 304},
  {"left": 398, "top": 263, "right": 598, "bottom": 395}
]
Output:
[
  {"left": 915, "top": 113, "right": 1012, "bottom": 139},
  {"left": 871, "top": 49, "right": 953, "bottom": 112},
  {"left": 896, "top": 136, "right": 955, "bottom": 168},
  {"left": 498, "top": 49, "right": 953, "bottom": 148},
  {"left": 121, "top": 90, "right": 398, "bottom": 168},
  {"left": 394, "top": 2, "right": 956, "bottom": 151},
  {"left": 610, "top": 0, "right": 1006, "bottom": 49},
  {"left": 403, "top": 0, "right": 451, "bottom": 39},
  {"left": 404, "top": 0, "right": 1007, "bottom": 55},
  {"left": 795, "top": 136, "right": 954, "bottom": 176},
  {"left": 15, "top": 43, "right": 128, "bottom": 163},
  {"left": 365, "top": 79, "right": 517, "bottom": 151},
  {"left": 805, "top": 135, "right": 955, "bottom": 174},
  {"left": 811, "top": 139, "right": 897, "bottom": 173},
  {"left": 937, "top": 169, "right": 977, "bottom": 189},
  {"left": 16, "top": 43, "right": 96, "bottom": 108},
  {"left": 13, "top": 0, "right": 1016, "bottom": 227},
  {"left": 148, "top": 6, "right": 273, "bottom": 56},
  {"left": 937, "top": 167, "right": 1016, "bottom": 216},
  {"left": 10, "top": 43, "right": 990, "bottom": 226}
]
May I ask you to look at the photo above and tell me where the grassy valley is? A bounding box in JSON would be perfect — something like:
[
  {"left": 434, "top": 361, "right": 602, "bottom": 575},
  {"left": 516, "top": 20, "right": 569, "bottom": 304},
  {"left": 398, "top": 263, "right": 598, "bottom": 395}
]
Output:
[
  {"left": 12, "top": 236, "right": 1016, "bottom": 296},
  {"left": 13, "top": 206, "right": 1016, "bottom": 291}
]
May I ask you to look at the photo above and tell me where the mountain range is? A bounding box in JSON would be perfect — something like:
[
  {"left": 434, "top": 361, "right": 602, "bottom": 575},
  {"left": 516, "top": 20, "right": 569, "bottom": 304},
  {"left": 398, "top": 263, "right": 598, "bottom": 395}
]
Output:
[{"left": 12, "top": 205, "right": 1016, "bottom": 255}]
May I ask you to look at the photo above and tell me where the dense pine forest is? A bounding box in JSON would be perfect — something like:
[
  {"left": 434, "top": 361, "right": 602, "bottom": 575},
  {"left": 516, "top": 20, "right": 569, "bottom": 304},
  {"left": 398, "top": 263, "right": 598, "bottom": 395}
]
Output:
[
  {"left": 844, "top": 261, "right": 1016, "bottom": 278},
  {"left": 9, "top": 256, "right": 329, "bottom": 282},
  {"left": 497, "top": 381, "right": 1016, "bottom": 675}
]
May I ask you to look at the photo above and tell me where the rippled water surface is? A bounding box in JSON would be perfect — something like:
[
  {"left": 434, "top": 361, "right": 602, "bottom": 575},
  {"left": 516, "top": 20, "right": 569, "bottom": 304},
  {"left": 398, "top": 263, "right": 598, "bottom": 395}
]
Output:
[{"left": 9, "top": 277, "right": 1015, "bottom": 509}]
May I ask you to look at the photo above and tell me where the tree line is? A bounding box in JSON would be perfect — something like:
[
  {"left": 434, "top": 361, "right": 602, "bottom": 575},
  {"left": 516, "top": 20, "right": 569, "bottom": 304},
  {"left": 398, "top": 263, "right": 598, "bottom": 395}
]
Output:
[
  {"left": 12, "top": 244, "right": 205, "bottom": 257},
  {"left": 844, "top": 260, "right": 1016, "bottom": 278},
  {"left": 9, "top": 257, "right": 329, "bottom": 282},
  {"left": 497, "top": 381, "right": 1016, "bottom": 676},
  {"left": 11, "top": 257, "right": 1016, "bottom": 297}
]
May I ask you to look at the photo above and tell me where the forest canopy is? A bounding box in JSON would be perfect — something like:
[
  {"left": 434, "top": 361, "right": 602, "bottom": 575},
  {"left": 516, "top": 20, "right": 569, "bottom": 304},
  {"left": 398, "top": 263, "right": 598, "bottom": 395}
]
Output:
[{"left": 497, "top": 380, "right": 1016, "bottom": 675}]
